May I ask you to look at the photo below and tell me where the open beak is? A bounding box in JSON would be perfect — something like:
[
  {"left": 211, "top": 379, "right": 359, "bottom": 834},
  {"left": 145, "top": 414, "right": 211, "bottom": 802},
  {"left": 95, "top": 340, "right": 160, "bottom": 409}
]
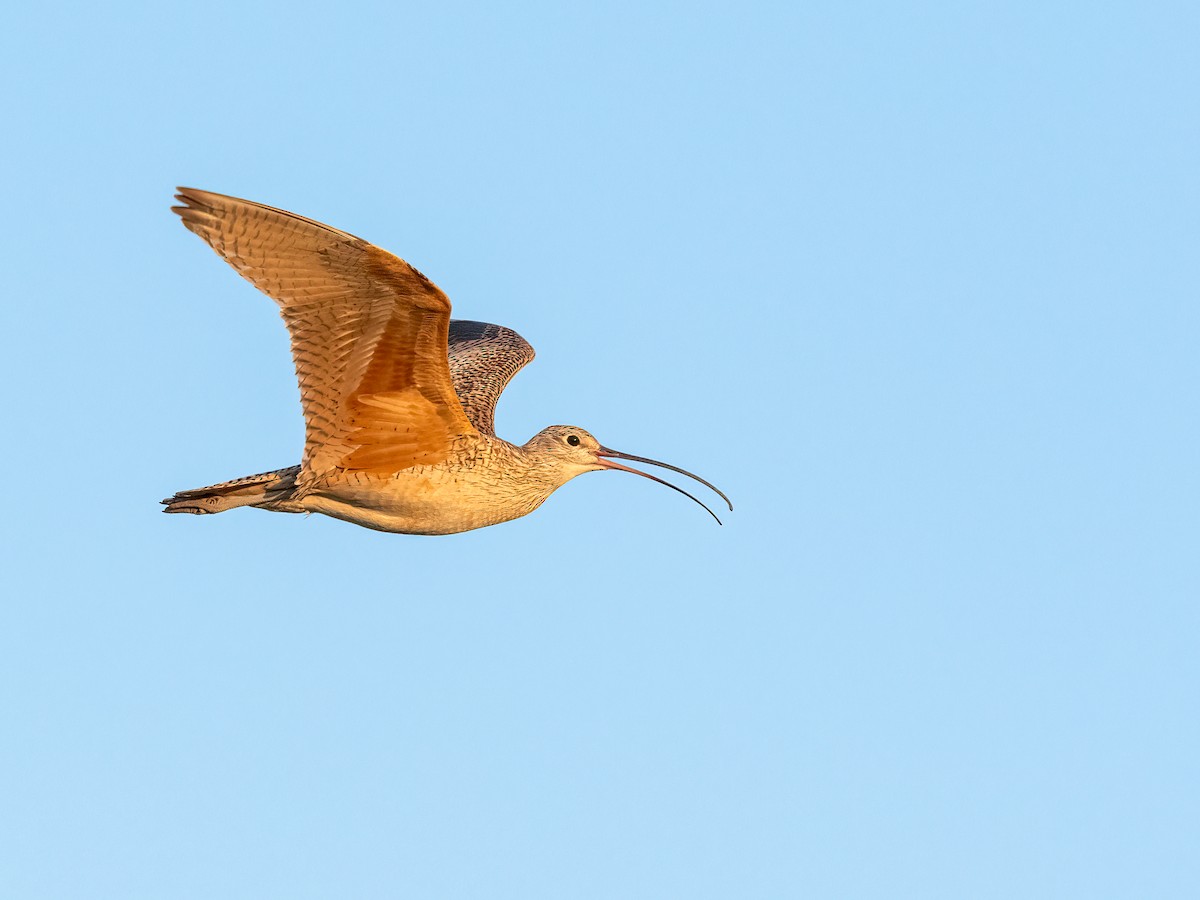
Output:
[{"left": 595, "top": 446, "right": 732, "bottom": 525}]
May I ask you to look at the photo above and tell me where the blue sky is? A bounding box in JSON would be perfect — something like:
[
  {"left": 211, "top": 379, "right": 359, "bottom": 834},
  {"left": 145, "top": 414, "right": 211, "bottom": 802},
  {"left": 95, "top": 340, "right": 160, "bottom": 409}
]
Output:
[{"left": 1, "top": 2, "right": 1197, "bottom": 898}]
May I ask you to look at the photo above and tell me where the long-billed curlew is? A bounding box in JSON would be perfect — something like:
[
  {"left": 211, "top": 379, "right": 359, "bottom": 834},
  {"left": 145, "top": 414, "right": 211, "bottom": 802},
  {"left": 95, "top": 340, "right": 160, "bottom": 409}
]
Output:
[{"left": 161, "top": 188, "right": 731, "bottom": 534}]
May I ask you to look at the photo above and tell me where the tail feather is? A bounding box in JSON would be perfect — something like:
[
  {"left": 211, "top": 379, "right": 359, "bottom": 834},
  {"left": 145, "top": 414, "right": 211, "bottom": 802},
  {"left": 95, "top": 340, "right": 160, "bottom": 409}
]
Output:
[{"left": 162, "top": 465, "right": 302, "bottom": 515}]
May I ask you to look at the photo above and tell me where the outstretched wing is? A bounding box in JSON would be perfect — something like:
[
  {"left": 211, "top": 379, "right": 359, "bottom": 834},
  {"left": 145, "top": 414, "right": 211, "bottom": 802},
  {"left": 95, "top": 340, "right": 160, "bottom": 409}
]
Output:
[
  {"left": 173, "top": 188, "right": 478, "bottom": 480},
  {"left": 447, "top": 320, "right": 536, "bottom": 435}
]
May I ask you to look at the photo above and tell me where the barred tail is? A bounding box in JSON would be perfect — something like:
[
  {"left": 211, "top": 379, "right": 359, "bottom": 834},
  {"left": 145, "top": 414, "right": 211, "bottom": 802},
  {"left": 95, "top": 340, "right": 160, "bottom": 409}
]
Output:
[{"left": 161, "top": 465, "right": 302, "bottom": 515}]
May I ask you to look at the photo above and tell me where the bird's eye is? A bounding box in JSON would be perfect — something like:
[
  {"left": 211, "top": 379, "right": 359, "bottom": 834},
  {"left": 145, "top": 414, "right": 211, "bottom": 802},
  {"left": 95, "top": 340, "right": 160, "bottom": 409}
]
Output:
[{"left": 566, "top": 434, "right": 581, "bottom": 447}]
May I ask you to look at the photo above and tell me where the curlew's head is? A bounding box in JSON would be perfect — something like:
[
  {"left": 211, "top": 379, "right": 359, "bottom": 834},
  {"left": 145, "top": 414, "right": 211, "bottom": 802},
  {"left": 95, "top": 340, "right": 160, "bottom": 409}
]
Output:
[{"left": 523, "top": 425, "right": 732, "bottom": 524}]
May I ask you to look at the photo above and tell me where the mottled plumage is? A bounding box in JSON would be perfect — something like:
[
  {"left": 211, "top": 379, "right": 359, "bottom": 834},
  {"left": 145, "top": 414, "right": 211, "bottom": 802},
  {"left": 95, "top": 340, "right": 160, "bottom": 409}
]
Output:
[{"left": 447, "top": 320, "right": 535, "bottom": 435}]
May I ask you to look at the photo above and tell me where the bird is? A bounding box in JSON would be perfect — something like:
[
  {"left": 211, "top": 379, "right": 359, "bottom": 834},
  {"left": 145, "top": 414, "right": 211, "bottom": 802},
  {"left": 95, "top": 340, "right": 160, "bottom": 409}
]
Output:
[{"left": 161, "top": 188, "right": 731, "bottom": 535}]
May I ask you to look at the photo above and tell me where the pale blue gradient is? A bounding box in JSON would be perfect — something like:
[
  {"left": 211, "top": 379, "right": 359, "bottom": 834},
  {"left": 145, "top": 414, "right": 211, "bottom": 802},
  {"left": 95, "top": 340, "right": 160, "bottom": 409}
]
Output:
[{"left": 1, "top": 2, "right": 1198, "bottom": 898}]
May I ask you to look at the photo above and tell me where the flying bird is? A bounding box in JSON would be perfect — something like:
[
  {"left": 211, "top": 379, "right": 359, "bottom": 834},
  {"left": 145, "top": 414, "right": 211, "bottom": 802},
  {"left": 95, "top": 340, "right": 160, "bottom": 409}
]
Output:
[{"left": 162, "top": 188, "right": 730, "bottom": 534}]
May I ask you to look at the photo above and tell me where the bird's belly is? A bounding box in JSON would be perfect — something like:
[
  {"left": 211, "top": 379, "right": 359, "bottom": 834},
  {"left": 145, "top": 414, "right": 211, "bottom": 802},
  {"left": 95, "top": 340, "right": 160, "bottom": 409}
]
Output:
[{"left": 300, "top": 468, "right": 546, "bottom": 535}]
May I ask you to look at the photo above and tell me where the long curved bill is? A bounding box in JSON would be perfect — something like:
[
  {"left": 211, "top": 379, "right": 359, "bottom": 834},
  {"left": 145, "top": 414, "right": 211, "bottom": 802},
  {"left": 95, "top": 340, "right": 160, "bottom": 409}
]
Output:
[{"left": 596, "top": 446, "right": 732, "bottom": 525}]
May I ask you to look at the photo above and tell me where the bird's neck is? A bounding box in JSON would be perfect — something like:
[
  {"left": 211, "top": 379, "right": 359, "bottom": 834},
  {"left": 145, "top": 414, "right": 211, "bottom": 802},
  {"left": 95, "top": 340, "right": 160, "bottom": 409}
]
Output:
[
  {"left": 513, "top": 443, "right": 578, "bottom": 492},
  {"left": 468, "top": 436, "right": 574, "bottom": 513}
]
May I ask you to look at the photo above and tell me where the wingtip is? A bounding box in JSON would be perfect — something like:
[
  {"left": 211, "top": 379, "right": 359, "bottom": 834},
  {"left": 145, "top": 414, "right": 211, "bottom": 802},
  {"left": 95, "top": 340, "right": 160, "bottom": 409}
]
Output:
[
  {"left": 172, "top": 187, "right": 214, "bottom": 212},
  {"left": 173, "top": 187, "right": 233, "bottom": 219}
]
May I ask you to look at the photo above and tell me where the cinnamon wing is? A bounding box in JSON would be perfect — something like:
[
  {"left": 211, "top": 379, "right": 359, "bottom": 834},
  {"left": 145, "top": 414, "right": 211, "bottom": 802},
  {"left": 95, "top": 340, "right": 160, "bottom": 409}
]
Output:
[{"left": 172, "top": 188, "right": 478, "bottom": 481}]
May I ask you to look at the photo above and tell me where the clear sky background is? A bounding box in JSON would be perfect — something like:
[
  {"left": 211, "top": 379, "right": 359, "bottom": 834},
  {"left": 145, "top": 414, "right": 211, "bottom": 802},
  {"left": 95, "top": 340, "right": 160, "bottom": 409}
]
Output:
[{"left": 1, "top": 2, "right": 1197, "bottom": 898}]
